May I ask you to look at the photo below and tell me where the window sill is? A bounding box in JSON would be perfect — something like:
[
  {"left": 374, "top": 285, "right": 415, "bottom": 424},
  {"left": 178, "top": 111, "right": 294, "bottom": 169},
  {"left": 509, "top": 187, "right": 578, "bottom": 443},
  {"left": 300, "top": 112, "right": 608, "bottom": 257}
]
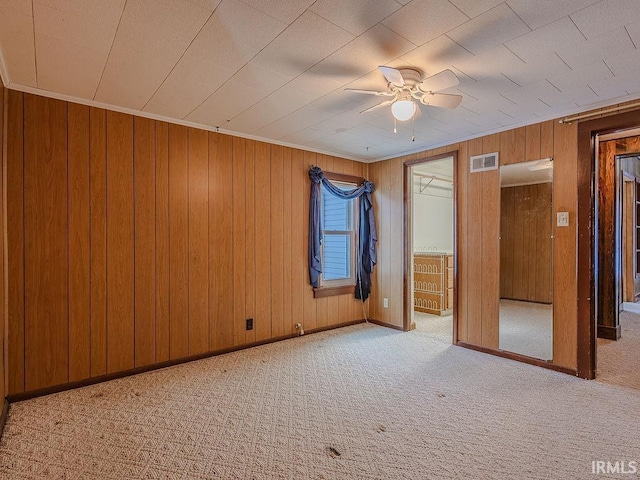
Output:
[{"left": 313, "top": 285, "right": 355, "bottom": 298}]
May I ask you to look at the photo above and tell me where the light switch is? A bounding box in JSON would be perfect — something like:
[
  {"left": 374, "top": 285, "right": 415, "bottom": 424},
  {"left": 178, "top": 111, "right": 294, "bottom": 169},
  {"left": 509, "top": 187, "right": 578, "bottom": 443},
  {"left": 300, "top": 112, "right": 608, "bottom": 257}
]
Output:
[{"left": 557, "top": 212, "right": 569, "bottom": 227}]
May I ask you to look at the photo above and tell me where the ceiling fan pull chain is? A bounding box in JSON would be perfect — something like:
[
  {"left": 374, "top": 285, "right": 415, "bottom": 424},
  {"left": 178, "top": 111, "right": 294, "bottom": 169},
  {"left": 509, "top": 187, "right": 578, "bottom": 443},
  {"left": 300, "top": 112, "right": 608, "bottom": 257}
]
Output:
[
  {"left": 412, "top": 115, "right": 415, "bottom": 142},
  {"left": 393, "top": 117, "right": 397, "bottom": 134}
]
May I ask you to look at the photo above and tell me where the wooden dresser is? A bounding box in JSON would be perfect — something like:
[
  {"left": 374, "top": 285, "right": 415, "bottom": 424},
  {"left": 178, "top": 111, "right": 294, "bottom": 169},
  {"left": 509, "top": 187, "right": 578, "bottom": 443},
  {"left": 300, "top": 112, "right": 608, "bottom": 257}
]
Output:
[{"left": 413, "top": 253, "right": 453, "bottom": 315}]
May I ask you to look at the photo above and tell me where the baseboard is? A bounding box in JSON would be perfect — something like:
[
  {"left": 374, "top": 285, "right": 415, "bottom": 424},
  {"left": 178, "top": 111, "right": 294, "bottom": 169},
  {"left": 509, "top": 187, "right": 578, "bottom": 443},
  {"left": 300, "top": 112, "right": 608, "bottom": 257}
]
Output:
[
  {"left": 621, "top": 302, "right": 640, "bottom": 314},
  {"left": 367, "top": 318, "right": 404, "bottom": 331},
  {"left": 456, "top": 341, "right": 577, "bottom": 376},
  {"left": 0, "top": 399, "right": 9, "bottom": 440},
  {"left": 597, "top": 324, "right": 621, "bottom": 340},
  {"left": 7, "top": 319, "right": 366, "bottom": 403}
]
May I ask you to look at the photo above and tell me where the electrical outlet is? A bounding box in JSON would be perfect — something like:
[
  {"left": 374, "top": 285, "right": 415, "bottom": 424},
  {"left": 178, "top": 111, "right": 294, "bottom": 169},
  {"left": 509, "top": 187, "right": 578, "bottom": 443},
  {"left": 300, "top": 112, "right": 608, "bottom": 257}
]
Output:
[
  {"left": 246, "top": 318, "right": 253, "bottom": 330},
  {"left": 383, "top": 298, "right": 389, "bottom": 308}
]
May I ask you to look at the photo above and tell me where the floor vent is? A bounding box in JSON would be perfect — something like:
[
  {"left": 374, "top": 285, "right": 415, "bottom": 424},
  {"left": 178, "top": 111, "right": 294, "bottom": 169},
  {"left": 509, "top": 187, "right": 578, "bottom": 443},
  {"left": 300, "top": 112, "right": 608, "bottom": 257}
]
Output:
[{"left": 470, "top": 152, "right": 499, "bottom": 173}]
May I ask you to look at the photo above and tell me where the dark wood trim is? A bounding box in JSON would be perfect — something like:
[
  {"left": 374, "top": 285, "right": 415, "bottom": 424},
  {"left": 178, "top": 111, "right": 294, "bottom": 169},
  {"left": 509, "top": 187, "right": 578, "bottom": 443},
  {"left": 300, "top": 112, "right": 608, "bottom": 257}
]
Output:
[
  {"left": 456, "top": 341, "right": 577, "bottom": 376},
  {"left": 313, "top": 284, "right": 355, "bottom": 298},
  {"left": 324, "top": 171, "right": 366, "bottom": 186},
  {"left": 0, "top": 399, "right": 9, "bottom": 440},
  {"left": 403, "top": 150, "right": 458, "bottom": 341},
  {"left": 577, "top": 109, "right": 640, "bottom": 379},
  {"left": 597, "top": 324, "right": 621, "bottom": 340},
  {"left": 6, "top": 319, "right": 366, "bottom": 403},
  {"left": 367, "top": 318, "right": 404, "bottom": 331}
]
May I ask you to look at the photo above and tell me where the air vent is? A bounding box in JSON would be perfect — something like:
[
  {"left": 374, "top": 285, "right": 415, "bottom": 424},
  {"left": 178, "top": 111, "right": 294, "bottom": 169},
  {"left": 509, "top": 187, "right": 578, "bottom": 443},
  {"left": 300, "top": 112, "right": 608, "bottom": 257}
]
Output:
[{"left": 470, "top": 152, "right": 499, "bottom": 173}]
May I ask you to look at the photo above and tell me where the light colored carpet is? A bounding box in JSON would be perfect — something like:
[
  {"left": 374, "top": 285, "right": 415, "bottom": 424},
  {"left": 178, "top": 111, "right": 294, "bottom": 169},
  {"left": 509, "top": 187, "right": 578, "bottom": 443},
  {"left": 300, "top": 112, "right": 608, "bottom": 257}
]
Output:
[
  {"left": 1, "top": 321, "right": 640, "bottom": 479},
  {"left": 597, "top": 311, "right": 640, "bottom": 390},
  {"left": 499, "top": 299, "right": 553, "bottom": 361}
]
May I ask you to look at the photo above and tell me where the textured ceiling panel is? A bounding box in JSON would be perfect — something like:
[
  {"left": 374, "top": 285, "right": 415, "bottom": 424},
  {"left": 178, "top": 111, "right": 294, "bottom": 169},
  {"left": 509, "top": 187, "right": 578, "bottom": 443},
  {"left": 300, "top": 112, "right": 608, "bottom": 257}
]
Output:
[
  {"left": 449, "top": 0, "right": 504, "bottom": 18},
  {"left": 250, "top": 11, "right": 354, "bottom": 79},
  {"left": 382, "top": 0, "right": 469, "bottom": 46},
  {"left": 556, "top": 27, "right": 636, "bottom": 69},
  {"left": 309, "top": 0, "right": 402, "bottom": 36},
  {"left": 447, "top": 3, "right": 530, "bottom": 55},
  {"left": 571, "top": 0, "right": 640, "bottom": 38},
  {"left": 507, "top": 0, "right": 600, "bottom": 30},
  {"left": 0, "top": 3, "right": 36, "bottom": 86},
  {"left": 235, "top": 0, "right": 315, "bottom": 23},
  {"left": 95, "top": 0, "right": 212, "bottom": 109},
  {"left": 505, "top": 17, "right": 586, "bottom": 62},
  {"left": 143, "top": 0, "right": 286, "bottom": 118},
  {"left": 2, "top": 0, "right": 640, "bottom": 161},
  {"left": 571, "top": 0, "right": 640, "bottom": 39}
]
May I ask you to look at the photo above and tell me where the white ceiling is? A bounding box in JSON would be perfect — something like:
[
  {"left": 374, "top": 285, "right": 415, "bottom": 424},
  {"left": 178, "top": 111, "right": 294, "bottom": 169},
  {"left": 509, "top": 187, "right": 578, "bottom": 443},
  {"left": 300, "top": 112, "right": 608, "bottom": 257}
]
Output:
[{"left": 2, "top": 0, "right": 640, "bottom": 162}]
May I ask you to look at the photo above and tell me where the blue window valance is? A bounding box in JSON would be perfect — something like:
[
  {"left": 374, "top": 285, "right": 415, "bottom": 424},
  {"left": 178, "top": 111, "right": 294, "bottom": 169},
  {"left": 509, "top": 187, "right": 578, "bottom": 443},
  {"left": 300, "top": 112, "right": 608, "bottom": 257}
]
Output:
[{"left": 308, "top": 166, "right": 377, "bottom": 301}]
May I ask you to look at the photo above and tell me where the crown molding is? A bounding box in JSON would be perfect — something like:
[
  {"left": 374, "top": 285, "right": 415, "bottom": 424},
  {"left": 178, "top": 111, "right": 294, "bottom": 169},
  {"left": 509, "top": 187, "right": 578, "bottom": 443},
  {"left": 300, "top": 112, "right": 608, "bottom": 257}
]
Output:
[{"left": 5, "top": 83, "right": 365, "bottom": 163}]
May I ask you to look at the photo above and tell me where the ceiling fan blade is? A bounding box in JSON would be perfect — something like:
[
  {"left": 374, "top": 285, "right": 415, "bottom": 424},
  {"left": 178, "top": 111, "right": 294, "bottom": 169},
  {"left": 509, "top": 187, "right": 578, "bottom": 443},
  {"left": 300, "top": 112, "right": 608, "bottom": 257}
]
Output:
[
  {"left": 418, "top": 69, "right": 460, "bottom": 93},
  {"left": 378, "top": 66, "right": 405, "bottom": 87},
  {"left": 345, "top": 88, "right": 394, "bottom": 96},
  {"left": 420, "top": 93, "right": 463, "bottom": 109},
  {"left": 360, "top": 99, "right": 394, "bottom": 114}
]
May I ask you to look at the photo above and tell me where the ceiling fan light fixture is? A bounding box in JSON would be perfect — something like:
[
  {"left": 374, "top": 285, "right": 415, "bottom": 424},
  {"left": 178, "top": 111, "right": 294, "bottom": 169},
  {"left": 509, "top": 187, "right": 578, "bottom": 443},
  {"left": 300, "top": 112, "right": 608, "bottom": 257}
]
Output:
[{"left": 391, "top": 99, "right": 416, "bottom": 121}]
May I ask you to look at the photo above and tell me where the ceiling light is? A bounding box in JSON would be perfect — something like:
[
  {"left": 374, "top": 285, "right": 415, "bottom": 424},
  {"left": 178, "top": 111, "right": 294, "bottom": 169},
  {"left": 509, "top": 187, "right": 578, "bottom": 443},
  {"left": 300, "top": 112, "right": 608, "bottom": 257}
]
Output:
[{"left": 391, "top": 99, "right": 416, "bottom": 122}]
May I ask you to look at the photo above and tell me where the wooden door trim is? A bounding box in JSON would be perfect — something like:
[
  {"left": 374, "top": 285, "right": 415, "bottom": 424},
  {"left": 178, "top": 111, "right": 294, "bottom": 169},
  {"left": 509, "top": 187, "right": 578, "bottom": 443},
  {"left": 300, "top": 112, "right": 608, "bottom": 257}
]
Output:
[{"left": 402, "top": 151, "right": 458, "bottom": 344}]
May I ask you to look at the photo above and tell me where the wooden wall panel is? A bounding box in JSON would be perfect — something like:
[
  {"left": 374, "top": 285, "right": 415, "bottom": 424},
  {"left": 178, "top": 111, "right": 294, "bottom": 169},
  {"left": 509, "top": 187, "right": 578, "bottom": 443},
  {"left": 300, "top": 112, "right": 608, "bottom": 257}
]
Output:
[
  {"left": 465, "top": 137, "right": 484, "bottom": 345},
  {"left": 89, "top": 107, "right": 107, "bottom": 377},
  {"left": 290, "top": 149, "right": 304, "bottom": 332},
  {"left": 244, "top": 140, "right": 256, "bottom": 345},
  {"left": 281, "top": 147, "right": 293, "bottom": 335},
  {"left": 23, "top": 95, "right": 69, "bottom": 391},
  {"left": 106, "top": 111, "right": 134, "bottom": 374},
  {"left": 155, "top": 122, "right": 170, "bottom": 362},
  {"left": 134, "top": 117, "right": 156, "bottom": 367},
  {"left": 232, "top": 138, "right": 247, "bottom": 346},
  {"left": 68, "top": 103, "right": 91, "bottom": 381},
  {"left": 169, "top": 125, "right": 189, "bottom": 358},
  {"left": 271, "top": 146, "right": 285, "bottom": 336},
  {"left": 209, "top": 133, "right": 234, "bottom": 350},
  {"left": 255, "top": 142, "right": 272, "bottom": 342},
  {"left": 6, "top": 90, "right": 24, "bottom": 394},
  {"left": 500, "top": 127, "right": 525, "bottom": 165},
  {"left": 188, "top": 128, "right": 209, "bottom": 355},
  {"left": 553, "top": 121, "right": 578, "bottom": 369},
  {"left": 525, "top": 124, "right": 541, "bottom": 162}
]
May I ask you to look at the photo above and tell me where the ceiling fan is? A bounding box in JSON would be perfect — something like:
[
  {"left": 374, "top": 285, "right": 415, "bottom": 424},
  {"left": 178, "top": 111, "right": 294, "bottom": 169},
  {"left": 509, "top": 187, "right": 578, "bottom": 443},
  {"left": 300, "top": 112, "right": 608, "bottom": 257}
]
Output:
[{"left": 346, "top": 66, "right": 463, "bottom": 122}]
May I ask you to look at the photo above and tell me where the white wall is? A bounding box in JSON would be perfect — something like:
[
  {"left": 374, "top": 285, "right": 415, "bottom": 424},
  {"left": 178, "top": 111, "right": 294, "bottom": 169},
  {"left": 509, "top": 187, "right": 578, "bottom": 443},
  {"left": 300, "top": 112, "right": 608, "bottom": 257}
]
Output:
[{"left": 413, "top": 188, "right": 454, "bottom": 253}]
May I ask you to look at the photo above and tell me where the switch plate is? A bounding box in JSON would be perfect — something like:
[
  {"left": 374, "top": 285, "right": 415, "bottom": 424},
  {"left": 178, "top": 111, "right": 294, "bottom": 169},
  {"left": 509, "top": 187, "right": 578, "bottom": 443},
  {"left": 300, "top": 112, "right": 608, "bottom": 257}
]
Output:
[
  {"left": 246, "top": 318, "right": 253, "bottom": 330},
  {"left": 383, "top": 298, "right": 389, "bottom": 308},
  {"left": 557, "top": 212, "right": 569, "bottom": 227}
]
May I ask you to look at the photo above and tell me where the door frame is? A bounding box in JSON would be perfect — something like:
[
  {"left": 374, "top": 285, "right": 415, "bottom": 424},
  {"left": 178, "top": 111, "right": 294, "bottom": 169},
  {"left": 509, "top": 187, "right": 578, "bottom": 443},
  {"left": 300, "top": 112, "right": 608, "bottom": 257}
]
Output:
[
  {"left": 577, "top": 110, "right": 640, "bottom": 379},
  {"left": 402, "top": 151, "right": 458, "bottom": 343}
]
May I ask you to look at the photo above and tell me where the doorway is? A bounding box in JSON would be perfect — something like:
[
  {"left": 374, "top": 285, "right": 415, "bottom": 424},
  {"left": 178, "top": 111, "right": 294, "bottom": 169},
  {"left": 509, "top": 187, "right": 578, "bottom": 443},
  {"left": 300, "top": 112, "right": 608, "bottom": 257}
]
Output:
[
  {"left": 595, "top": 130, "right": 640, "bottom": 388},
  {"left": 404, "top": 153, "right": 456, "bottom": 343}
]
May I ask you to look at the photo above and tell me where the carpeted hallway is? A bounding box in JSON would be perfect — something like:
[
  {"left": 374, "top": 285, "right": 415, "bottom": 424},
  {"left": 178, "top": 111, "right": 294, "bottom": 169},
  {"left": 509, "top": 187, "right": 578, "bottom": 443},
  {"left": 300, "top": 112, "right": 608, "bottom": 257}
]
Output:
[
  {"left": 597, "top": 311, "right": 640, "bottom": 390},
  {"left": 1, "top": 320, "right": 639, "bottom": 479}
]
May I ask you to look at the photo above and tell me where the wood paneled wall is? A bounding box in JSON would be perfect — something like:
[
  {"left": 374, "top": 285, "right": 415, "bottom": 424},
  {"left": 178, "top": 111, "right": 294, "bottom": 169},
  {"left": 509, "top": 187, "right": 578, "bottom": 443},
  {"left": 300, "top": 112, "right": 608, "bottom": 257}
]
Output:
[
  {"left": 500, "top": 183, "right": 553, "bottom": 304},
  {"left": 3, "top": 91, "right": 368, "bottom": 395},
  {"left": 369, "top": 120, "right": 579, "bottom": 370}
]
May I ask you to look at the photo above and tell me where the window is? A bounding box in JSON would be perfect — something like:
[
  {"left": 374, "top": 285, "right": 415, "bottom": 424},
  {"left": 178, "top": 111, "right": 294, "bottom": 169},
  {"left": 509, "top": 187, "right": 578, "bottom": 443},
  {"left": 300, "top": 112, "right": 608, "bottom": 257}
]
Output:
[{"left": 320, "top": 182, "right": 357, "bottom": 287}]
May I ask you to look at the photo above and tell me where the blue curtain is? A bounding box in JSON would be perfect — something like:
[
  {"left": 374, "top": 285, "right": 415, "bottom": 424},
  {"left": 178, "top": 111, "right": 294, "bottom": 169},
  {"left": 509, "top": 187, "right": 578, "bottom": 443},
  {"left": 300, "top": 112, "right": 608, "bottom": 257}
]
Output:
[{"left": 308, "top": 166, "right": 377, "bottom": 301}]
